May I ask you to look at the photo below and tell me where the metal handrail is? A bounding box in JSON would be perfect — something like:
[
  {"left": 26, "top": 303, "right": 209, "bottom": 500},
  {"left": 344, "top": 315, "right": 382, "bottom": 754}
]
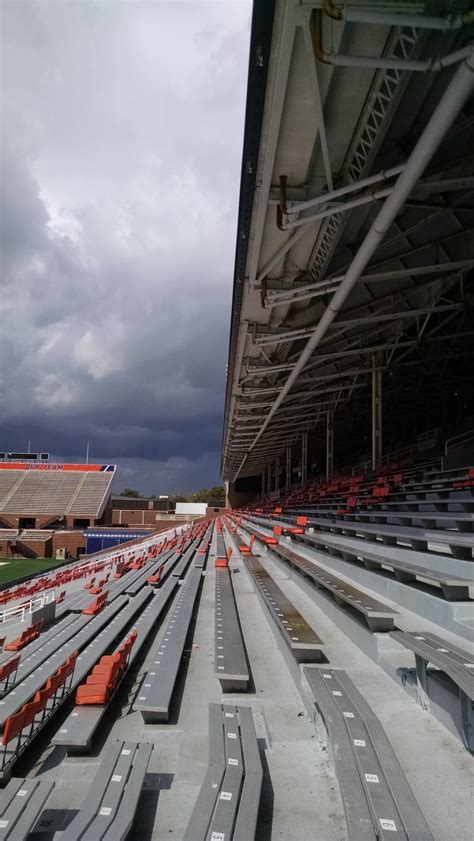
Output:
[
  {"left": 445, "top": 429, "right": 474, "bottom": 457},
  {"left": 0, "top": 590, "right": 56, "bottom": 625}
]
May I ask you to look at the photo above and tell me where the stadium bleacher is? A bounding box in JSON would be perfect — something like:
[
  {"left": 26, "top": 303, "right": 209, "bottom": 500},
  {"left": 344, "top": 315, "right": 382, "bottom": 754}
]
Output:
[
  {"left": 0, "top": 480, "right": 470, "bottom": 838},
  {"left": 0, "top": 463, "right": 115, "bottom": 525},
  {"left": 1, "top": 3, "right": 473, "bottom": 839}
]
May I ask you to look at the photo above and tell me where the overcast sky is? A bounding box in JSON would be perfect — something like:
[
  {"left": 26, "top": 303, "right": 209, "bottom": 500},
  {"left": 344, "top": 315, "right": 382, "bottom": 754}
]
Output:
[{"left": 0, "top": 0, "right": 251, "bottom": 494}]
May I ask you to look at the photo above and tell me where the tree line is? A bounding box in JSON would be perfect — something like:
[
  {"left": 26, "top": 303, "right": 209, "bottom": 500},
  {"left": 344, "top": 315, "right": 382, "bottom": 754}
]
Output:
[{"left": 119, "top": 485, "right": 226, "bottom": 503}]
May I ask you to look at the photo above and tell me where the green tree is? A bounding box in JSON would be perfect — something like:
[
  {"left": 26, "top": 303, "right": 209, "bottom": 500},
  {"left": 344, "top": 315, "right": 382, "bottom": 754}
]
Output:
[
  {"left": 120, "top": 487, "right": 143, "bottom": 498},
  {"left": 192, "top": 488, "right": 211, "bottom": 503},
  {"left": 210, "top": 485, "right": 225, "bottom": 501}
]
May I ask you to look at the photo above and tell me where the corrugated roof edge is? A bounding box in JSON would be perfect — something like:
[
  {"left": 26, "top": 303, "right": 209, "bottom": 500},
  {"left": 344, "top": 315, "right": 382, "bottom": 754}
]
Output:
[{"left": 220, "top": 0, "right": 277, "bottom": 478}]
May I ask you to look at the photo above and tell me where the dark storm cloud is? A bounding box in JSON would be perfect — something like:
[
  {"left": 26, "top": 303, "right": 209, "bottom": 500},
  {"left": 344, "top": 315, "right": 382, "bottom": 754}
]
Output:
[{"left": 0, "top": 1, "right": 251, "bottom": 494}]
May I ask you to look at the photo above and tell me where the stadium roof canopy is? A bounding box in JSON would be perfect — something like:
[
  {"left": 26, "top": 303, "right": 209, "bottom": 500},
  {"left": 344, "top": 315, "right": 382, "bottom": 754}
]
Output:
[{"left": 221, "top": 0, "right": 474, "bottom": 483}]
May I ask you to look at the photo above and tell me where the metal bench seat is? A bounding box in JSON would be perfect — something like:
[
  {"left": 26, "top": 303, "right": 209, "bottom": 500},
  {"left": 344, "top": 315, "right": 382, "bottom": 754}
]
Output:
[
  {"left": 216, "top": 531, "right": 227, "bottom": 560},
  {"left": 242, "top": 522, "right": 398, "bottom": 632},
  {"left": 254, "top": 512, "right": 474, "bottom": 560},
  {"left": 171, "top": 538, "right": 201, "bottom": 577},
  {"left": 61, "top": 740, "right": 153, "bottom": 841},
  {"left": 183, "top": 703, "right": 262, "bottom": 841},
  {"left": 52, "top": 577, "right": 180, "bottom": 752},
  {"left": 234, "top": 536, "right": 324, "bottom": 661},
  {"left": 376, "top": 496, "right": 474, "bottom": 513},
  {"left": 215, "top": 567, "right": 249, "bottom": 690},
  {"left": 293, "top": 531, "right": 473, "bottom": 601},
  {"left": 0, "top": 777, "right": 54, "bottom": 841},
  {"left": 133, "top": 567, "right": 203, "bottom": 722},
  {"left": 303, "top": 667, "right": 434, "bottom": 840},
  {"left": 124, "top": 549, "right": 174, "bottom": 596},
  {"left": 283, "top": 505, "right": 474, "bottom": 530},
  {"left": 342, "top": 508, "right": 473, "bottom": 529},
  {"left": 391, "top": 630, "right": 474, "bottom": 750}
]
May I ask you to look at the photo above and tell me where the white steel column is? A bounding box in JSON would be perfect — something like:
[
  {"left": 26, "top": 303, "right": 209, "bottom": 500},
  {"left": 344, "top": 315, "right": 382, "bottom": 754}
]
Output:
[
  {"left": 301, "top": 431, "right": 308, "bottom": 486},
  {"left": 372, "top": 354, "right": 383, "bottom": 470},
  {"left": 326, "top": 411, "right": 334, "bottom": 478}
]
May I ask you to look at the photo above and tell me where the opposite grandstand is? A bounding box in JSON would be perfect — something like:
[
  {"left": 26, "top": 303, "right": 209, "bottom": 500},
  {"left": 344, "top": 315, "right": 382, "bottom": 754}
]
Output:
[{"left": 0, "top": 3, "right": 473, "bottom": 841}]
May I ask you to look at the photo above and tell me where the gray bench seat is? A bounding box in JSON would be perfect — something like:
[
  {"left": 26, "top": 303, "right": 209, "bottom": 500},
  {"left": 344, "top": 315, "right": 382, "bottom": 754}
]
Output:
[
  {"left": 171, "top": 539, "right": 200, "bottom": 577},
  {"left": 216, "top": 531, "right": 227, "bottom": 560},
  {"left": 52, "top": 577, "right": 180, "bottom": 753},
  {"left": 61, "top": 740, "right": 153, "bottom": 841},
  {"left": 391, "top": 630, "right": 474, "bottom": 750},
  {"left": 215, "top": 567, "right": 249, "bottom": 691},
  {"left": 253, "top": 512, "right": 474, "bottom": 560},
  {"left": 0, "top": 777, "right": 54, "bottom": 841},
  {"left": 242, "top": 522, "right": 398, "bottom": 632},
  {"left": 182, "top": 703, "right": 262, "bottom": 841},
  {"left": 375, "top": 497, "right": 474, "bottom": 513},
  {"left": 293, "top": 531, "right": 473, "bottom": 601},
  {"left": 303, "top": 667, "right": 434, "bottom": 840},
  {"left": 133, "top": 567, "right": 203, "bottom": 722},
  {"left": 342, "top": 508, "right": 473, "bottom": 530},
  {"left": 124, "top": 549, "right": 174, "bottom": 596},
  {"left": 235, "top": 539, "right": 324, "bottom": 662}
]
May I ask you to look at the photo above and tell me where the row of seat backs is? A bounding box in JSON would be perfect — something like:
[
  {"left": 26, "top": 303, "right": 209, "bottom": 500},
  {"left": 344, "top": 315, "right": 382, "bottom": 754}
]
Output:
[
  {"left": 244, "top": 458, "right": 471, "bottom": 515},
  {"left": 0, "top": 555, "right": 115, "bottom": 609},
  {"left": 5, "top": 619, "right": 44, "bottom": 652},
  {"left": 0, "top": 654, "right": 20, "bottom": 688},
  {"left": 2, "top": 650, "right": 78, "bottom": 746},
  {"left": 82, "top": 590, "right": 108, "bottom": 615},
  {"left": 75, "top": 630, "right": 137, "bottom": 706},
  {"left": 147, "top": 564, "right": 164, "bottom": 584}
]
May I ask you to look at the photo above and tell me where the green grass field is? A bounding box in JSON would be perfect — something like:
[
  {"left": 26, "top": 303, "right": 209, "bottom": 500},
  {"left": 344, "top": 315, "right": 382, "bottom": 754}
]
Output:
[{"left": 0, "top": 558, "right": 67, "bottom": 586}]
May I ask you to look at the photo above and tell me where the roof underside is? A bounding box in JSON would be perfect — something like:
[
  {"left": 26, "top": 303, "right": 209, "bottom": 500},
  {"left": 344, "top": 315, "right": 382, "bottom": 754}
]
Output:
[{"left": 222, "top": 0, "right": 474, "bottom": 481}]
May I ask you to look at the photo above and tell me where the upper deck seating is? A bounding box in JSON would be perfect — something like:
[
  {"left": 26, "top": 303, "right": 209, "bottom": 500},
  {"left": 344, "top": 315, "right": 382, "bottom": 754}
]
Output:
[
  {"left": 1, "top": 473, "right": 83, "bottom": 515},
  {"left": 67, "top": 472, "right": 114, "bottom": 516},
  {"left": 0, "top": 473, "right": 25, "bottom": 508}
]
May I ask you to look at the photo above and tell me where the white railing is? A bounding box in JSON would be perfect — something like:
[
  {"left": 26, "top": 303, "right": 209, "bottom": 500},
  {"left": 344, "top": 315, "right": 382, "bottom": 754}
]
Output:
[{"left": 0, "top": 590, "right": 56, "bottom": 625}]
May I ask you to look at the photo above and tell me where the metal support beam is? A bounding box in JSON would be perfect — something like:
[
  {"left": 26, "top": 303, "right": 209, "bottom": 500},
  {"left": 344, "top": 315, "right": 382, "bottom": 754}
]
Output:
[
  {"left": 267, "top": 464, "right": 272, "bottom": 495},
  {"left": 265, "top": 260, "right": 474, "bottom": 308},
  {"left": 372, "top": 353, "right": 383, "bottom": 470},
  {"left": 326, "top": 411, "right": 334, "bottom": 479},
  {"left": 301, "top": 431, "right": 308, "bottom": 486},
  {"left": 261, "top": 468, "right": 266, "bottom": 497},
  {"left": 275, "top": 455, "right": 280, "bottom": 493},
  {"left": 233, "top": 50, "right": 474, "bottom": 481},
  {"left": 286, "top": 446, "right": 291, "bottom": 492}
]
